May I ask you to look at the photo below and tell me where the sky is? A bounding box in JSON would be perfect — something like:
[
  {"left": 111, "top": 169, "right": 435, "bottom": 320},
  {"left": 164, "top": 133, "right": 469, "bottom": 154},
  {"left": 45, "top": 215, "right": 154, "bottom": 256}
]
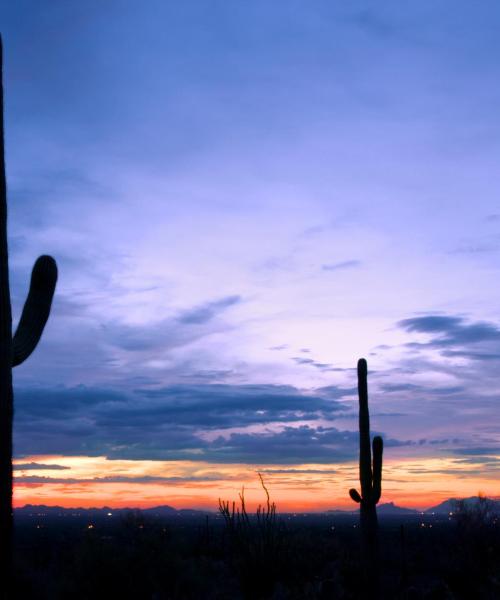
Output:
[{"left": 1, "top": 1, "right": 500, "bottom": 511}]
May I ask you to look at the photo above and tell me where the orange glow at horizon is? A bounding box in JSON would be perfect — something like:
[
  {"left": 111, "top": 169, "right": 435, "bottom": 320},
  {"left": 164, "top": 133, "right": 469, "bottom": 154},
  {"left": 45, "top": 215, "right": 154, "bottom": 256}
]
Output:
[{"left": 13, "top": 454, "right": 500, "bottom": 512}]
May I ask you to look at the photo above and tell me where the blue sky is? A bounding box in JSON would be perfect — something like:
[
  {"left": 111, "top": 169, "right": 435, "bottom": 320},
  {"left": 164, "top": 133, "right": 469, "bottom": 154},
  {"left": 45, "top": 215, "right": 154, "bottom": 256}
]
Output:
[{"left": 2, "top": 2, "right": 500, "bottom": 506}]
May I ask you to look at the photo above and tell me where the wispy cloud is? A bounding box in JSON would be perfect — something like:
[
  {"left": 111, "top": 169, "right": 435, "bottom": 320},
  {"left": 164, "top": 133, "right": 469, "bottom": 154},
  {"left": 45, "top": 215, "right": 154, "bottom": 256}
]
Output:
[
  {"left": 14, "top": 462, "right": 70, "bottom": 471},
  {"left": 398, "top": 314, "right": 500, "bottom": 359},
  {"left": 321, "top": 260, "right": 361, "bottom": 272}
]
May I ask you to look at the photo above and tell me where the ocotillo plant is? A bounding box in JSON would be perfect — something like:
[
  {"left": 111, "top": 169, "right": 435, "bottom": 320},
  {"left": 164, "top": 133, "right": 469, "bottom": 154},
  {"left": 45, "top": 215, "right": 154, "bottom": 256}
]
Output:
[
  {"left": 0, "top": 36, "right": 57, "bottom": 591},
  {"left": 349, "top": 358, "right": 383, "bottom": 591},
  {"left": 218, "top": 474, "right": 283, "bottom": 599}
]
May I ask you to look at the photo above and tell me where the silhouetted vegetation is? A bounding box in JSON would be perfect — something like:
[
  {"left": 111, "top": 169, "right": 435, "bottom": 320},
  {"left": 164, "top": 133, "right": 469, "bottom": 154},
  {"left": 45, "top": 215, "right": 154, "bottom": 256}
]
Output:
[
  {"left": 0, "top": 35, "right": 58, "bottom": 595},
  {"left": 218, "top": 474, "right": 288, "bottom": 598},
  {"left": 11, "top": 500, "right": 500, "bottom": 599}
]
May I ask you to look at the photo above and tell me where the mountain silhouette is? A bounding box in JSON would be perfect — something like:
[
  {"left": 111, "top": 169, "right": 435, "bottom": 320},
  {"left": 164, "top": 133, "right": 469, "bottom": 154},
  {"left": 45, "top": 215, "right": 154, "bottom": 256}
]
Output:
[{"left": 425, "top": 496, "right": 500, "bottom": 515}]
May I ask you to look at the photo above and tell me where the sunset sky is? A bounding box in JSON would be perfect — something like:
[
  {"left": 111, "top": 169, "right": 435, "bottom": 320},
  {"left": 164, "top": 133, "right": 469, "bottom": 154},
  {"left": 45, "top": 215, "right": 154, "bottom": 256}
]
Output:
[{"left": 2, "top": 1, "right": 500, "bottom": 511}]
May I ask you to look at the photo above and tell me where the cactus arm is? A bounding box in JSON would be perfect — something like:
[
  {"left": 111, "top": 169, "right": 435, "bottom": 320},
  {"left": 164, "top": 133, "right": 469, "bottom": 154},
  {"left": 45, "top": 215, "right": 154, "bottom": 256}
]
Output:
[
  {"left": 12, "top": 255, "right": 57, "bottom": 367},
  {"left": 357, "top": 358, "right": 372, "bottom": 502},
  {"left": 349, "top": 488, "right": 362, "bottom": 503},
  {"left": 372, "top": 436, "right": 383, "bottom": 504}
]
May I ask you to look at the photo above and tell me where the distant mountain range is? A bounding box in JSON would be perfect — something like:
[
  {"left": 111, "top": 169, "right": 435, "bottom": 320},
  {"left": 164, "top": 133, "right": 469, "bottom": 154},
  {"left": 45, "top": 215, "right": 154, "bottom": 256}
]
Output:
[
  {"left": 425, "top": 496, "right": 500, "bottom": 515},
  {"left": 378, "top": 502, "right": 419, "bottom": 515},
  {"left": 15, "top": 504, "right": 211, "bottom": 518},
  {"left": 14, "top": 496, "right": 500, "bottom": 518},
  {"left": 327, "top": 496, "right": 500, "bottom": 516},
  {"left": 325, "top": 502, "right": 418, "bottom": 516},
  {"left": 387, "top": 496, "right": 500, "bottom": 515}
]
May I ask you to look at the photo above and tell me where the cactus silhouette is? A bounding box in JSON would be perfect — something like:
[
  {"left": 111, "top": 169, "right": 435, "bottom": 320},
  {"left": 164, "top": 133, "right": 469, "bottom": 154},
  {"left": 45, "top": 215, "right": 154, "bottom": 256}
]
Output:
[
  {"left": 349, "top": 358, "right": 383, "bottom": 594},
  {"left": 0, "top": 36, "right": 57, "bottom": 593}
]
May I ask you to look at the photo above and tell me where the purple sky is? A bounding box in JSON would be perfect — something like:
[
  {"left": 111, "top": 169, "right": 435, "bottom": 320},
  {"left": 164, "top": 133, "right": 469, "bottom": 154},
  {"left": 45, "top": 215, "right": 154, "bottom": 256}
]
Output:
[{"left": 1, "top": 2, "right": 500, "bottom": 482}]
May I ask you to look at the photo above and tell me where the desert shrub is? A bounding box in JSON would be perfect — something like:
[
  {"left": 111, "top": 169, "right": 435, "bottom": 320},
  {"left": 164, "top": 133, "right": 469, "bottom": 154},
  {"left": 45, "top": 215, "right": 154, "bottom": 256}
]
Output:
[
  {"left": 444, "top": 494, "right": 500, "bottom": 598},
  {"left": 218, "top": 474, "right": 292, "bottom": 598}
]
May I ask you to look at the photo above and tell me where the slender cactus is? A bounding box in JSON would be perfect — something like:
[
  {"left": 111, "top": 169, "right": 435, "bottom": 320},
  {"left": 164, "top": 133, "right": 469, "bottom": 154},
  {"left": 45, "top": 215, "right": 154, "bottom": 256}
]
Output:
[
  {"left": 0, "top": 36, "right": 57, "bottom": 594},
  {"left": 349, "top": 358, "right": 383, "bottom": 594}
]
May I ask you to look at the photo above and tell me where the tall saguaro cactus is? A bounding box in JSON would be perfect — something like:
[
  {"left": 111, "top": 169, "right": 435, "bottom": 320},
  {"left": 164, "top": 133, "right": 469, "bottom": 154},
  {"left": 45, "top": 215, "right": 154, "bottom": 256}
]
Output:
[
  {"left": 0, "top": 36, "right": 58, "bottom": 591},
  {"left": 349, "top": 358, "right": 383, "bottom": 593}
]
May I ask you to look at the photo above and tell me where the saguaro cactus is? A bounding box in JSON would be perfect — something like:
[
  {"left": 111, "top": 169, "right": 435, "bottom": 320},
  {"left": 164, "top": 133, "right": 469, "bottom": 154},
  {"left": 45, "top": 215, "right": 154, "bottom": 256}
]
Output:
[
  {"left": 349, "top": 358, "right": 383, "bottom": 592},
  {"left": 0, "top": 36, "right": 57, "bottom": 591}
]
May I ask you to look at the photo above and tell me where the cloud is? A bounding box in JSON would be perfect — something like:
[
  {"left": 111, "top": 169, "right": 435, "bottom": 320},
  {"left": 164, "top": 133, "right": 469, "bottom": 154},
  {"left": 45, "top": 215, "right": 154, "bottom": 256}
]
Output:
[
  {"left": 379, "top": 382, "right": 465, "bottom": 396},
  {"left": 106, "top": 295, "right": 242, "bottom": 352},
  {"left": 15, "top": 474, "right": 231, "bottom": 485},
  {"left": 398, "top": 315, "right": 500, "bottom": 345},
  {"left": 177, "top": 295, "right": 241, "bottom": 325},
  {"left": 315, "top": 385, "right": 357, "bottom": 399},
  {"left": 13, "top": 379, "right": 421, "bottom": 463},
  {"left": 398, "top": 315, "right": 464, "bottom": 335},
  {"left": 292, "top": 357, "right": 315, "bottom": 365},
  {"left": 452, "top": 447, "right": 500, "bottom": 456},
  {"left": 14, "top": 383, "right": 351, "bottom": 462},
  {"left": 207, "top": 425, "right": 360, "bottom": 464},
  {"left": 291, "top": 357, "right": 343, "bottom": 371},
  {"left": 13, "top": 462, "right": 70, "bottom": 471},
  {"left": 397, "top": 314, "right": 500, "bottom": 361},
  {"left": 440, "top": 350, "right": 500, "bottom": 361},
  {"left": 260, "top": 468, "right": 337, "bottom": 475},
  {"left": 131, "top": 383, "right": 348, "bottom": 425},
  {"left": 203, "top": 425, "right": 411, "bottom": 464},
  {"left": 321, "top": 260, "right": 361, "bottom": 272},
  {"left": 12, "top": 285, "right": 246, "bottom": 389}
]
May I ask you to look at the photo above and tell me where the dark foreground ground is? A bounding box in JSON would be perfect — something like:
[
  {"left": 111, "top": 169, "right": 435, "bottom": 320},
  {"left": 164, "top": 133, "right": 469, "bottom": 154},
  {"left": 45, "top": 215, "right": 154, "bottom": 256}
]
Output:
[{"left": 13, "top": 510, "right": 500, "bottom": 599}]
